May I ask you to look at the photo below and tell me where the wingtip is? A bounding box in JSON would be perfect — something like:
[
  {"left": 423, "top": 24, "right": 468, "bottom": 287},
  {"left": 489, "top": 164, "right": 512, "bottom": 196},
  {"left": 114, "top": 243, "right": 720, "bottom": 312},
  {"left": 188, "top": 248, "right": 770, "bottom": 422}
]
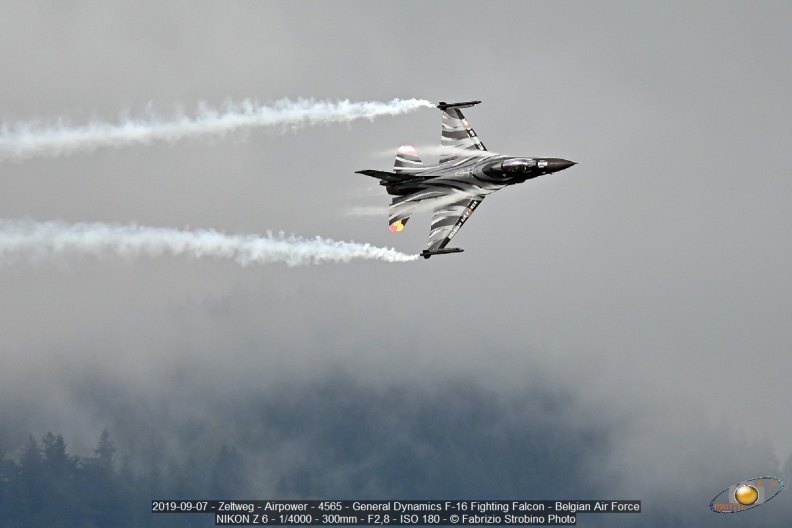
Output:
[
  {"left": 420, "top": 247, "right": 465, "bottom": 259},
  {"left": 436, "top": 100, "right": 482, "bottom": 111}
]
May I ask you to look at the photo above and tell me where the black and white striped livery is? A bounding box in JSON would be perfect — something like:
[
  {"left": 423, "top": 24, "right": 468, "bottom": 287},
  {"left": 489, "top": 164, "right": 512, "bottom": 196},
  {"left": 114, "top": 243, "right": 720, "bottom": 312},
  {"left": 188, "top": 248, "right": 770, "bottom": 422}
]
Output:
[
  {"left": 393, "top": 144, "right": 425, "bottom": 174},
  {"left": 356, "top": 101, "right": 577, "bottom": 258}
]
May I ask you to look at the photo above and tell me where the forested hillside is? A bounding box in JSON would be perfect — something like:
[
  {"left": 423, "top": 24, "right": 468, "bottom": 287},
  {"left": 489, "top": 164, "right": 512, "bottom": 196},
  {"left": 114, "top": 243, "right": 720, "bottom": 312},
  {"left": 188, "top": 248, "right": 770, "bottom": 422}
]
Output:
[{"left": 0, "top": 430, "right": 243, "bottom": 528}]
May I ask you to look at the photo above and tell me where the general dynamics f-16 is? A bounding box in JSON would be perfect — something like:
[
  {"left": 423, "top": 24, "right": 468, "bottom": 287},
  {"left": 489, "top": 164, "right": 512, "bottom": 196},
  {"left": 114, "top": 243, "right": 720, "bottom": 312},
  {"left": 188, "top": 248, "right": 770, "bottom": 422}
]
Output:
[{"left": 356, "top": 101, "right": 577, "bottom": 258}]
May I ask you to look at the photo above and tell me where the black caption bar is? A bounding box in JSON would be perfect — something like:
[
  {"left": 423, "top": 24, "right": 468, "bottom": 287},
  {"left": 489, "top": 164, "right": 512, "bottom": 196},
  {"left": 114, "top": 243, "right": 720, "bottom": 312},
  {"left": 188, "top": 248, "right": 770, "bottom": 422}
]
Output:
[{"left": 152, "top": 500, "right": 641, "bottom": 526}]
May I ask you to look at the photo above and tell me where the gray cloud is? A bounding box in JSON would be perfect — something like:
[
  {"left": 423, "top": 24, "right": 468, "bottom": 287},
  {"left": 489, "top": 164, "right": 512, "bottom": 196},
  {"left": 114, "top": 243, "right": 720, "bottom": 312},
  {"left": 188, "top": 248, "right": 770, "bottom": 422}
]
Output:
[{"left": 1, "top": 1, "right": 791, "bottom": 525}]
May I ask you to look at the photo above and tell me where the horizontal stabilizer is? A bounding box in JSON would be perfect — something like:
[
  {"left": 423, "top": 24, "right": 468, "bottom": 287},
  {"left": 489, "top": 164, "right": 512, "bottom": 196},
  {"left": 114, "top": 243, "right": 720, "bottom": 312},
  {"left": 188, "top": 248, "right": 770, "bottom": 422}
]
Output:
[
  {"left": 420, "top": 247, "right": 464, "bottom": 259},
  {"left": 437, "top": 101, "right": 481, "bottom": 111},
  {"left": 356, "top": 169, "right": 397, "bottom": 179},
  {"left": 356, "top": 169, "right": 409, "bottom": 183}
]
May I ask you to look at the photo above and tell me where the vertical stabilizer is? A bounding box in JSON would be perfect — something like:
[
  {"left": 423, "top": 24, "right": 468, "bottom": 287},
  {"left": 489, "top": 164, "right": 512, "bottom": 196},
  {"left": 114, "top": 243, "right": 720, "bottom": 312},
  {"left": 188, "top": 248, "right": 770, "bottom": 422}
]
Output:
[{"left": 393, "top": 144, "right": 425, "bottom": 174}]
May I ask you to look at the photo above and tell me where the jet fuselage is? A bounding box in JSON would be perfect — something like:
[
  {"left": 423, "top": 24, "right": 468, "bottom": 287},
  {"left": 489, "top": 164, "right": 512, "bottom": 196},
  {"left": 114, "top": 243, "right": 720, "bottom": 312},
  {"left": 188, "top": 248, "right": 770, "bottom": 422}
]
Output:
[
  {"left": 385, "top": 155, "right": 575, "bottom": 196},
  {"left": 357, "top": 100, "right": 578, "bottom": 257}
]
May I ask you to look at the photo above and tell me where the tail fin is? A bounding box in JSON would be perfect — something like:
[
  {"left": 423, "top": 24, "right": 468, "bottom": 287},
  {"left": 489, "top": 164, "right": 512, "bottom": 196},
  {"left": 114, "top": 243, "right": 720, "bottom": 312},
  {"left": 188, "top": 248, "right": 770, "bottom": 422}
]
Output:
[{"left": 393, "top": 144, "right": 425, "bottom": 174}]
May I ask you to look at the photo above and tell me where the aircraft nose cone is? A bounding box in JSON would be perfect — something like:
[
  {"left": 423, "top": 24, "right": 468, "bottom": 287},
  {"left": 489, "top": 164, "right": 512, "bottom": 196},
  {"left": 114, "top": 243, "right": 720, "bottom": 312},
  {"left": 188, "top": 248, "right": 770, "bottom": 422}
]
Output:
[{"left": 548, "top": 158, "right": 576, "bottom": 172}]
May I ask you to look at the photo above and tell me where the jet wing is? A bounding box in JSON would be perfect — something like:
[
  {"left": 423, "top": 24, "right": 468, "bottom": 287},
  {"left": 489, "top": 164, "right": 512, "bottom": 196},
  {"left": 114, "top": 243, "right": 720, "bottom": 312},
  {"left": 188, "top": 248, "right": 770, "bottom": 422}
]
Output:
[
  {"left": 426, "top": 195, "right": 485, "bottom": 253},
  {"left": 439, "top": 101, "right": 487, "bottom": 165}
]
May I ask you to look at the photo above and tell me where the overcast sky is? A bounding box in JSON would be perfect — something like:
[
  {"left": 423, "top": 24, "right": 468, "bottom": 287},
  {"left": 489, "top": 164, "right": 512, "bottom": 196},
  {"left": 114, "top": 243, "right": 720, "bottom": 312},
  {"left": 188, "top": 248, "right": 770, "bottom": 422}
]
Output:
[{"left": 1, "top": 2, "right": 791, "bottom": 526}]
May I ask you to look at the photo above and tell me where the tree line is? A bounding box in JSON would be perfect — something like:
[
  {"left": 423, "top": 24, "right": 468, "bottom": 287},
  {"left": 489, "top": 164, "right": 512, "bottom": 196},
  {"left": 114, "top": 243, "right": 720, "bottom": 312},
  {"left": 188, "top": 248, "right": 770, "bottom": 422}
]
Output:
[{"left": 0, "top": 430, "right": 246, "bottom": 528}]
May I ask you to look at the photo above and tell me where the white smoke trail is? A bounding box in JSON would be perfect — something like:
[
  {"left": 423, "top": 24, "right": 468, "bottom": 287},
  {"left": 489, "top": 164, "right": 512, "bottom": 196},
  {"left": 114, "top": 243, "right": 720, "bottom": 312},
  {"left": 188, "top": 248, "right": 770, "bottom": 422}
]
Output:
[
  {"left": 0, "top": 98, "right": 435, "bottom": 162},
  {"left": 0, "top": 218, "right": 418, "bottom": 267},
  {"left": 344, "top": 206, "right": 387, "bottom": 217}
]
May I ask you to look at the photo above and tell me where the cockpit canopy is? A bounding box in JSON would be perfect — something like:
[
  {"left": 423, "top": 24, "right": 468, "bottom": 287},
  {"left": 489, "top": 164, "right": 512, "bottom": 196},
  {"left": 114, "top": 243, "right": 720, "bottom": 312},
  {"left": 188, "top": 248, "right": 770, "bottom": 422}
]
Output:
[{"left": 499, "top": 158, "right": 537, "bottom": 173}]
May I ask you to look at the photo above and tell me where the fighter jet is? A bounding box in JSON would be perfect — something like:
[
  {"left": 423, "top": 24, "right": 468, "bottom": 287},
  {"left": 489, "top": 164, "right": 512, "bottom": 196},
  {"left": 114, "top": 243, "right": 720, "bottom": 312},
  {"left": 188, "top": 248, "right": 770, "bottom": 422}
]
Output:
[{"left": 356, "top": 101, "right": 577, "bottom": 258}]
